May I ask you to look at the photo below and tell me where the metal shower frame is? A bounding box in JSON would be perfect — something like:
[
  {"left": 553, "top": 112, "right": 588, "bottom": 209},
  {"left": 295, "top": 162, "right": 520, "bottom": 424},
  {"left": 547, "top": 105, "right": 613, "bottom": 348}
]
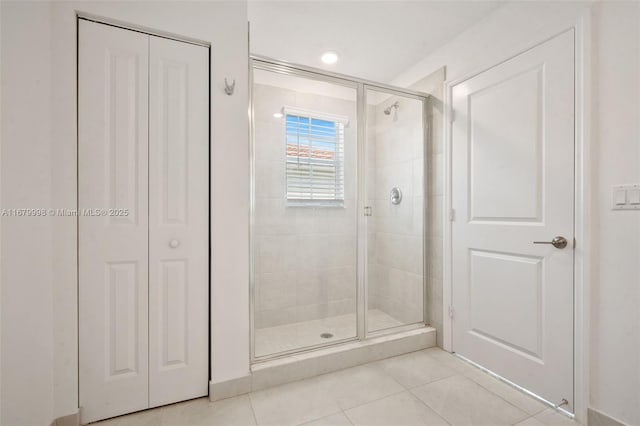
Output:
[{"left": 249, "top": 54, "right": 431, "bottom": 363}]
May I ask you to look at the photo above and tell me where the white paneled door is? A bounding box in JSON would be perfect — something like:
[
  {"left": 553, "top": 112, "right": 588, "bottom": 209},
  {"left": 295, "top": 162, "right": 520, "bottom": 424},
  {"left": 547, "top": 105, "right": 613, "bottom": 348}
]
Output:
[
  {"left": 79, "top": 20, "right": 209, "bottom": 423},
  {"left": 148, "top": 35, "right": 209, "bottom": 408},
  {"left": 451, "top": 30, "right": 575, "bottom": 409}
]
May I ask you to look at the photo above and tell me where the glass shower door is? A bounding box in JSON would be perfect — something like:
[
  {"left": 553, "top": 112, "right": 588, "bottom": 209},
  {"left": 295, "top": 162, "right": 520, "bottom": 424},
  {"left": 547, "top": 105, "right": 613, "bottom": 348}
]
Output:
[
  {"left": 364, "top": 87, "right": 426, "bottom": 333},
  {"left": 252, "top": 64, "right": 359, "bottom": 358}
]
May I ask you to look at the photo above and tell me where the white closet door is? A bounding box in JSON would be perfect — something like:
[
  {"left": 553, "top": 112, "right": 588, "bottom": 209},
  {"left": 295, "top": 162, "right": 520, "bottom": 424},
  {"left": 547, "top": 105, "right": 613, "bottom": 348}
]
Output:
[
  {"left": 148, "top": 35, "right": 209, "bottom": 407},
  {"left": 78, "top": 20, "right": 150, "bottom": 424}
]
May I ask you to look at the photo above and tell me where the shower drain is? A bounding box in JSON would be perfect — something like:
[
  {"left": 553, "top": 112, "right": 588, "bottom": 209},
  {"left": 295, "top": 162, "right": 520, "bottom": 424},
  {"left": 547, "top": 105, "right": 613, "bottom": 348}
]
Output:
[{"left": 320, "top": 332, "right": 334, "bottom": 339}]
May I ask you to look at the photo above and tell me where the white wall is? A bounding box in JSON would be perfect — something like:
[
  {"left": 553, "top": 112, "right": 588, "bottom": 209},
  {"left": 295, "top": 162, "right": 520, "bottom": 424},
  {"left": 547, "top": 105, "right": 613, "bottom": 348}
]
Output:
[
  {"left": 392, "top": 2, "right": 640, "bottom": 424},
  {"left": 2, "top": 1, "right": 250, "bottom": 424},
  {"left": 1, "top": 2, "right": 55, "bottom": 425},
  {"left": 589, "top": 3, "right": 640, "bottom": 424}
]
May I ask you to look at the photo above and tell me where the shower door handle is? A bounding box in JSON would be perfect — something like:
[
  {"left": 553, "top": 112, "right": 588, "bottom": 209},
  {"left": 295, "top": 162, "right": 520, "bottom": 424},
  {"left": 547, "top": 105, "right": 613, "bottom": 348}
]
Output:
[{"left": 533, "top": 236, "right": 568, "bottom": 249}]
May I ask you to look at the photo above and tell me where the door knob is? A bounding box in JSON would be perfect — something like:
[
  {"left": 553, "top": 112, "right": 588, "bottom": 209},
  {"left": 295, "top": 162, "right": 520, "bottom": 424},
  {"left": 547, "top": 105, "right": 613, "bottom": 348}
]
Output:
[
  {"left": 533, "top": 236, "right": 568, "bottom": 249},
  {"left": 169, "top": 239, "right": 180, "bottom": 248}
]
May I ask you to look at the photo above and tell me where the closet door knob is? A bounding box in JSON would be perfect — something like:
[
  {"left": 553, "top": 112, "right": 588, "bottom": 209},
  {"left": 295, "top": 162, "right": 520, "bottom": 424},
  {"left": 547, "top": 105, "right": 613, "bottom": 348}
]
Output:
[{"left": 169, "top": 239, "right": 180, "bottom": 248}]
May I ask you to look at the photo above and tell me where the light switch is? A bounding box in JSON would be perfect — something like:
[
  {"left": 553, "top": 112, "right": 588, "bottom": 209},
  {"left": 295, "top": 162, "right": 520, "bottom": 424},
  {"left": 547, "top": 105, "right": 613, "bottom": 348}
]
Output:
[
  {"left": 614, "top": 188, "right": 627, "bottom": 205},
  {"left": 628, "top": 188, "right": 640, "bottom": 205},
  {"left": 613, "top": 184, "right": 640, "bottom": 210}
]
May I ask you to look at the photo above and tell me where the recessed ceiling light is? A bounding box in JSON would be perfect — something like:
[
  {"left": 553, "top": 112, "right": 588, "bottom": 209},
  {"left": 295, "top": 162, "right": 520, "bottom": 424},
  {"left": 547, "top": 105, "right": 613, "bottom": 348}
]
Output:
[
  {"left": 321, "top": 51, "right": 339, "bottom": 64},
  {"left": 273, "top": 112, "right": 283, "bottom": 118}
]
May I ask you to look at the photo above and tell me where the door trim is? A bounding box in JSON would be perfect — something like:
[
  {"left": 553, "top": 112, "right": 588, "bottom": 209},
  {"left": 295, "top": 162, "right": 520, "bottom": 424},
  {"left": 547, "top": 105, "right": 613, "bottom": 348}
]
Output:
[
  {"left": 442, "top": 17, "right": 591, "bottom": 423},
  {"left": 76, "top": 11, "right": 210, "bottom": 47}
]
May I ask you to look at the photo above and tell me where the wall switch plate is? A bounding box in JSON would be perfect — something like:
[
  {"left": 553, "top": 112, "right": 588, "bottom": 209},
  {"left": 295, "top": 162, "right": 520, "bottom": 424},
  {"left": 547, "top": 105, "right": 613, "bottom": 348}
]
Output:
[
  {"left": 612, "top": 184, "right": 640, "bottom": 210},
  {"left": 614, "top": 188, "right": 627, "bottom": 205}
]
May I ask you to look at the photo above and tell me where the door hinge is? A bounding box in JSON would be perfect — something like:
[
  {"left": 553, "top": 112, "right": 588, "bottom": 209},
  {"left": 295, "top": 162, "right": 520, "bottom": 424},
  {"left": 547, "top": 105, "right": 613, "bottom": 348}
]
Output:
[
  {"left": 364, "top": 206, "right": 373, "bottom": 217},
  {"left": 449, "top": 108, "right": 456, "bottom": 123},
  {"left": 449, "top": 208, "right": 456, "bottom": 222},
  {"left": 573, "top": 238, "right": 577, "bottom": 249},
  {"left": 448, "top": 305, "right": 455, "bottom": 319}
]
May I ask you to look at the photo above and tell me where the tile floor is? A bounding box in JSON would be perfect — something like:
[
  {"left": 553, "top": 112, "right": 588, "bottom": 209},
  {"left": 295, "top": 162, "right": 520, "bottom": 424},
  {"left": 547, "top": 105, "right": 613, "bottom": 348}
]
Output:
[
  {"left": 94, "top": 348, "right": 579, "bottom": 426},
  {"left": 255, "top": 310, "right": 402, "bottom": 356}
]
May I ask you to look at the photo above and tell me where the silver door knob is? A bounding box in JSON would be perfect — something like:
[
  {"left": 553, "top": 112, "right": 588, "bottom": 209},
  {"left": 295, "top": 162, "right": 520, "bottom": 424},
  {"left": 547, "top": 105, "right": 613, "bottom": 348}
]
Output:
[
  {"left": 390, "top": 187, "right": 402, "bottom": 205},
  {"left": 533, "top": 236, "right": 568, "bottom": 249},
  {"left": 169, "top": 239, "right": 180, "bottom": 248}
]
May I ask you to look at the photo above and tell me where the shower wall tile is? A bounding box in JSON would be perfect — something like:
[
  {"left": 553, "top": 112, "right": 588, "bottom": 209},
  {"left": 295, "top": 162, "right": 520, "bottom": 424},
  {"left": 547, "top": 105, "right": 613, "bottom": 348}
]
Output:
[
  {"left": 376, "top": 131, "right": 415, "bottom": 165},
  {"left": 256, "top": 271, "right": 298, "bottom": 311},
  {"left": 375, "top": 233, "right": 423, "bottom": 275},
  {"left": 254, "top": 160, "right": 285, "bottom": 199},
  {"left": 252, "top": 83, "right": 296, "bottom": 125},
  {"left": 255, "top": 235, "right": 296, "bottom": 274},
  {"left": 255, "top": 306, "right": 299, "bottom": 329},
  {"left": 254, "top": 122, "right": 285, "bottom": 163},
  {"left": 327, "top": 267, "right": 357, "bottom": 300},
  {"left": 374, "top": 162, "right": 414, "bottom": 200}
]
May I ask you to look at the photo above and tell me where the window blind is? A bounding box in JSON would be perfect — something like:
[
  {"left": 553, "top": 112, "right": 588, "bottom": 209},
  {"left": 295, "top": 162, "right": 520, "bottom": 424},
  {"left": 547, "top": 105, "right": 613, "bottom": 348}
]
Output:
[{"left": 284, "top": 109, "right": 346, "bottom": 206}]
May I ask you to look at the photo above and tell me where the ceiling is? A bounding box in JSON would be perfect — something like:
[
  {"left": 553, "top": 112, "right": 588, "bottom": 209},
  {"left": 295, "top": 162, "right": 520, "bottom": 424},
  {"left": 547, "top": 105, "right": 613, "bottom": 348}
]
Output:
[{"left": 248, "top": 1, "right": 504, "bottom": 84}]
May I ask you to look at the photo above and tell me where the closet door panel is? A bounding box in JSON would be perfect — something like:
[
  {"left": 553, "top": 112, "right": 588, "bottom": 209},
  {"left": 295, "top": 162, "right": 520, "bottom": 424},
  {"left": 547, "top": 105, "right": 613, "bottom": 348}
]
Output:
[
  {"left": 148, "top": 35, "right": 209, "bottom": 407},
  {"left": 78, "top": 20, "right": 150, "bottom": 424}
]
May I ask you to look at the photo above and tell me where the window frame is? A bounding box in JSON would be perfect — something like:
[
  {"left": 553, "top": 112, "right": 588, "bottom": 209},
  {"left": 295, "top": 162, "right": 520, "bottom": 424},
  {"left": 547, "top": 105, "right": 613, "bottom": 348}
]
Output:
[{"left": 282, "top": 106, "right": 349, "bottom": 208}]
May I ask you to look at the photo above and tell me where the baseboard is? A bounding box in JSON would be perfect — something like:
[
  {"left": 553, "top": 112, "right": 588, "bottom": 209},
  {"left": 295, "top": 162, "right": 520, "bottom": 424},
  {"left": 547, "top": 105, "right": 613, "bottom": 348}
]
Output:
[
  {"left": 210, "top": 374, "right": 253, "bottom": 401},
  {"left": 209, "top": 326, "right": 436, "bottom": 401},
  {"left": 52, "top": 411, "right": 80, "bottom": 426},
  {"left": 588, "top": 408, "right": 628, "bottom": 426}
]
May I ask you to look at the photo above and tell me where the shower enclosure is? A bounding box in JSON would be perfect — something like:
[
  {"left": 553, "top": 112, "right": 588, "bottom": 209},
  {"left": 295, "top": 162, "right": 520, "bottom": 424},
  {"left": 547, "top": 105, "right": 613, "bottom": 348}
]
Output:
[{"left": 251, "top": 57, "right": 429, "bottom": 360}]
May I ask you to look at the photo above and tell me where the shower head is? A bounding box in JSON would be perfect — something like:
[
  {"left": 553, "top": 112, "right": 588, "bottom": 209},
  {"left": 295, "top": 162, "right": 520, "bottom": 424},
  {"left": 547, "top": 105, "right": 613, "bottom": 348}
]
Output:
[{"left": 383, "top": 101, "right": 400, "bottom": 115}]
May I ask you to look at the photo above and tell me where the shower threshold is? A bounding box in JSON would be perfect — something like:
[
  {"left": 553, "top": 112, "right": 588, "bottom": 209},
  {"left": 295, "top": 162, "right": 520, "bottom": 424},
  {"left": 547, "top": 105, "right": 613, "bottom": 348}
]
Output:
[
  {"left": 254, "top": 309, "right": 402, "bottom": 357},
  {"left": 209, "top": 325, "right": 435, "bottom": 402}
]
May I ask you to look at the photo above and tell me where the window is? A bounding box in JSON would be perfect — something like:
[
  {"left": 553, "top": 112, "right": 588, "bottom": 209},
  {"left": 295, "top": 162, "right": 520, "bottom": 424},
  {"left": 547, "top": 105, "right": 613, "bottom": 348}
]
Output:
[{"left": 284, "top": 107, "right": 347, "bottom": 206}]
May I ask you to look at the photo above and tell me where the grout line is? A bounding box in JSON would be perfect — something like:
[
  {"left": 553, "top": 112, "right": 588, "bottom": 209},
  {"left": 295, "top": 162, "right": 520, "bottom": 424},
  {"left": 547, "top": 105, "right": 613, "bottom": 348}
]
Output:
[
  {"left": 404, "top": 371, "right": 460, "bottom": 390},
  {"left": 409, "top": 373, "right": 532, "bottom": 425},
  {"left": 406, "top": 386, "right": 453, "bottom": 426},
  {"left": 341, "top": 388, "right": 407, "bottom": 413},
  {"left": 509, "top": 413, "right": 536, "bottom": 426},
  {"left": 341, "top": 408, "right": 355, "bottom": 426},
  {"left": 404, "top": 389, "right": 452, "bottom": 426},
  {"left": 457, "top": 364, "right": 547, "bottom": 418},
  {"left": 292, "top": 409, "right": 344, "bottom": 426},
  {"left": 246, "top": 393, "right": 261, "bottom": 426},
  {"left": 469, "top": 374, "right": 548, "bottom": 417}
]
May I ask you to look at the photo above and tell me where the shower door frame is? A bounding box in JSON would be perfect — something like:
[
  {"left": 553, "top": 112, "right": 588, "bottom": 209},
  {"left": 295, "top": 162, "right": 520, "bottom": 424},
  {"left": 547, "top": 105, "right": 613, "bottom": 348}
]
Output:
[{"left": 250, "top": 56, "right": 431, "bottom": 363}]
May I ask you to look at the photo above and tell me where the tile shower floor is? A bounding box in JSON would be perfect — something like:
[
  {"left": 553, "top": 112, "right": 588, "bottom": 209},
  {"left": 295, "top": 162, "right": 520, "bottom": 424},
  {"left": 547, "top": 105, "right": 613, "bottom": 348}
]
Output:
[
  {"left": 94, "top": 348, "right": 580, "bottom": 426},
  {"left": 255, "top": 309, "right": 402, "bottom": 357}
]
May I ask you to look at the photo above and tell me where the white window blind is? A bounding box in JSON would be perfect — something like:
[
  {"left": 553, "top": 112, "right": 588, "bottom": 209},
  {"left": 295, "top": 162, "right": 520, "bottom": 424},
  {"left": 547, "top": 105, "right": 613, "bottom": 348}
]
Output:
[{"left": 284, "top": 107, "right": 347, "bottom": 206}]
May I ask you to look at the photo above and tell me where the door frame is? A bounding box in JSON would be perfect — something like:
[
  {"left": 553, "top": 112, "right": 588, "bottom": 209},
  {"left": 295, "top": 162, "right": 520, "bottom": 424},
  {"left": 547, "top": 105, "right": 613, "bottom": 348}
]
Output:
[{"left": 442, "top": 18, "right": 591, "bottom": 423}]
